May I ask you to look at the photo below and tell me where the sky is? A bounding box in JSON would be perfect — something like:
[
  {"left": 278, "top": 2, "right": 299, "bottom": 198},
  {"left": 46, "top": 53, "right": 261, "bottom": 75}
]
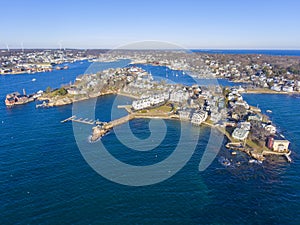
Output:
[{"left": 1, "top": 0, "right": 300, "bottom": 49}]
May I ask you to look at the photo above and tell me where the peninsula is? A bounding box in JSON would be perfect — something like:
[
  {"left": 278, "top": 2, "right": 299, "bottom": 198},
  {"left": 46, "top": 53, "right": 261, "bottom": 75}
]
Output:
[
  {"left": 4, "top": 50, "right": 296, "bottom": 163},
  {"left": 53, "top": 63, "right": 292, "bottom": 163}
]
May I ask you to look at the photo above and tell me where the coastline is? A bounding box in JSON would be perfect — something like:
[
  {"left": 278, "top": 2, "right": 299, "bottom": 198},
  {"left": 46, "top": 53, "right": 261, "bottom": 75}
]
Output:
[{"left": 241, "top": 89, "right": 299, "bottom": 95}]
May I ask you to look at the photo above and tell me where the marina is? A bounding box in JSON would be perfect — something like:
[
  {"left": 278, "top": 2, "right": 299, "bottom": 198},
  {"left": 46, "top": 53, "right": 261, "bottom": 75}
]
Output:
[{"left": 61, "top": 115, "right": 97, "bottom": 125}]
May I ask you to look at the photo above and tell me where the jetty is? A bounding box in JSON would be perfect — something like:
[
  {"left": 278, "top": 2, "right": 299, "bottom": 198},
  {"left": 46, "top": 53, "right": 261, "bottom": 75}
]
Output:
[{"left": 103, "top": 114, "right": 134, "bottom": 130}]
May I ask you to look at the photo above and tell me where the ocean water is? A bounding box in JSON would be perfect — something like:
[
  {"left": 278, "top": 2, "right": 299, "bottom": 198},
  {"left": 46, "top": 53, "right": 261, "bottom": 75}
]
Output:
[{"left": 1, "top": 58, "right": 300, "bottom": 224}]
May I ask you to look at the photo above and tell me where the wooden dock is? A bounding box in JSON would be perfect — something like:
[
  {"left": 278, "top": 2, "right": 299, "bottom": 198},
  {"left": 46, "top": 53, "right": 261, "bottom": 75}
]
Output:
[{"left": 61, "top": 115, "right": 96, "bottom": 125}]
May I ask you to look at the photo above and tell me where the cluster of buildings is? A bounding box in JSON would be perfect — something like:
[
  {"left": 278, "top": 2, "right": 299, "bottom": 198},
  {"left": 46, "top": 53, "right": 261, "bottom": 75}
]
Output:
[
  {"left": 5, "top": 89, "right": 43, "bottom": 106},
  {"left": 204, "top": 56, "right": 300, "bottom": 93},
  {"left": 0, "top": 49, "right": 90, "bottom": 75},
  {"left": 225, "top": 87, "right": 290, "bottom": 153},
  {"left": 130, "top": 74, "right": 227, "bottom": 126}
]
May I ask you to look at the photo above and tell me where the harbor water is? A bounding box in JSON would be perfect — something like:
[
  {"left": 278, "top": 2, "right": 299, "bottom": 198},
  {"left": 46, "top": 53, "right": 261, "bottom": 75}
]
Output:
[{"left": 1, "top": 59, "right": 300, "bottom": 224}]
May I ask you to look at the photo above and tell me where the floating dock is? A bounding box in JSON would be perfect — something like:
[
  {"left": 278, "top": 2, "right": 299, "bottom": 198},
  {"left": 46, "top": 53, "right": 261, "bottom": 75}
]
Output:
[{"left": 61, "top": 115, "right": 96, "bottom": 125}]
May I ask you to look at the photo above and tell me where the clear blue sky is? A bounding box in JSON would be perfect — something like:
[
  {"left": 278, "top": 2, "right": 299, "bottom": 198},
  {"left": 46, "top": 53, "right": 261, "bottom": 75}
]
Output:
[{"left": 1, "top": 0, "right": 300, "bottom": 49}]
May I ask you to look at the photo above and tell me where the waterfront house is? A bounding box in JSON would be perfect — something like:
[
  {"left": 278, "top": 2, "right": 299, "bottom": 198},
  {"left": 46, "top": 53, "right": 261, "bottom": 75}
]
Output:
[
  {"left": 271, "top": 84, "right": 282, "bottom": 92},
  {"left": 282, "top": 86, "right": 294, "bottom": 92},
  {"left": 264, "top": 124, "right": 276, "bottom": 134},
  {"left": 267, "top": 136, "right": 290, "bottom": 152},
  {"left": 149, "top": 94, "right": 165, "bottom": 105},
  {"left": 191, "top": 111, "right": 208, "bottom": 126},
  {"left": 132, "top": 98, "right": 151, "bottom": 111}
]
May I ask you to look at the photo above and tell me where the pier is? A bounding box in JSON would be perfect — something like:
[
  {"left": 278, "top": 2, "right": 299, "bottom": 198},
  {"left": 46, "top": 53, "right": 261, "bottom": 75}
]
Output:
[
  {"left": 262, "top": 150, "right": 292, "bottom": 163},
  {"left": 60, "top": 115, "right": 96, "bottom": 125}
]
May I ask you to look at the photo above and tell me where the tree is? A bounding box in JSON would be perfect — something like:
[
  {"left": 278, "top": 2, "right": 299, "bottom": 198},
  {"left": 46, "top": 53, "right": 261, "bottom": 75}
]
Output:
[
  {"left": 234, "top": 105, "right": 247, "bottom": 120},
  {"left": 46, "top": 86, "right": 52, "bottom": 93},
  {"left": 249, "top": 120, "right": 268, "bottom": 147},
  {"left": 58, "top": 87, "right": 67, "bottom": 96}
]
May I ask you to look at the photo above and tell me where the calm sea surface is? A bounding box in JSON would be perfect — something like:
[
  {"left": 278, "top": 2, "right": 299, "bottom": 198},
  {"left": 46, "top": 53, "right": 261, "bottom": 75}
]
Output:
[{"left": 1, "top": 55, "right": 299, "bottom": 224}]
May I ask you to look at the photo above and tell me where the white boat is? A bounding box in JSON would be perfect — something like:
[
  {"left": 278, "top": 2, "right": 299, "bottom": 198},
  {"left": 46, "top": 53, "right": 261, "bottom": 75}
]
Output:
[
  {"left": 249, "top": 159, "right": 262, "bottom": 164},
  {"left": 266, "top": 110, "right": 272, "bottom": 113},
  {"left": 32, "top": 78, "right": 36, "bottom": 82}
]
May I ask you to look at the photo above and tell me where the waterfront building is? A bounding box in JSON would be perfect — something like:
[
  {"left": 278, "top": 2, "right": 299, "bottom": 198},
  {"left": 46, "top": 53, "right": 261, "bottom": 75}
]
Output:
[
  {"left": 282, "top": 86, "right": 294, "bottom": 92},
  {"left": 132, "top": 98, "right": 151, "bottom": 110},
  {"left": 271, "top": 85, "right": 282, "bottom": 92},
  {"left": 149, "top": 94, "right": 165, "bottom": 105},
  {"left": 267, "top": 136, "right": 290, "bottom": 152},
  {"left": 264, "top": 124, "right": 276, "bottom": 134},
  {"left": 191, "top": 111, "right": 208, "bottom": 126}
]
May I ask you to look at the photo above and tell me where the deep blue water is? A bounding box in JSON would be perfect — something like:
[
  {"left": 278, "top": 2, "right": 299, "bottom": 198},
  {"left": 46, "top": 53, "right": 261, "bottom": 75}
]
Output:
[
  {"left": 1, "top": 59, "right": 300, "bottom": 224},
  {"left": 192, "top": 49, "right": 300, "bottom": 56}
]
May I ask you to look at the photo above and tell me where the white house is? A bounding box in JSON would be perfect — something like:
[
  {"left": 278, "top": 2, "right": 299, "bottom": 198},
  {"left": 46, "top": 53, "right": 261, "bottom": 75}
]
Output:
[
  {"left": 67, "top": 88, "right": 87, "bottom": 95},
  {"left": 282, "top": 86, "right": 294, "bottom": 92},
  {"left": 132, "top": 98, "right": 151, "bottom": 110},
  {"left": 149, "top": 94, "right": 165, "bottom": 105},
  {"left": 191, "top": 111, "right": 208, "bottom": 126},
  {"left": 264, "top": 124, "right": 276, "bottom": 134},
  {"left": 271, "top": 85, "right": 282, "bottom": 92}
]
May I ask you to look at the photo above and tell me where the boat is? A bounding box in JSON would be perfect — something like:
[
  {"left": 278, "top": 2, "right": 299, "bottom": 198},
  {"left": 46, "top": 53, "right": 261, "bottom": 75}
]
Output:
[
  {"left": 249, "top": 159, "right": 262, "bottom": 164},
  {"left": 266, "top": 110, "right": 272, "bottom": 113},
  {"left": 32, "top": 78, "right": 36, "bottom": 82}
]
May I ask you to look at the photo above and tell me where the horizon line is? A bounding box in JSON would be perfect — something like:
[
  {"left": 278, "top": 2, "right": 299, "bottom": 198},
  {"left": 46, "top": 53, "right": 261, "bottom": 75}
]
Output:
[{"left": 1, "top": 48, "right": 300, "bottom": 51}]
